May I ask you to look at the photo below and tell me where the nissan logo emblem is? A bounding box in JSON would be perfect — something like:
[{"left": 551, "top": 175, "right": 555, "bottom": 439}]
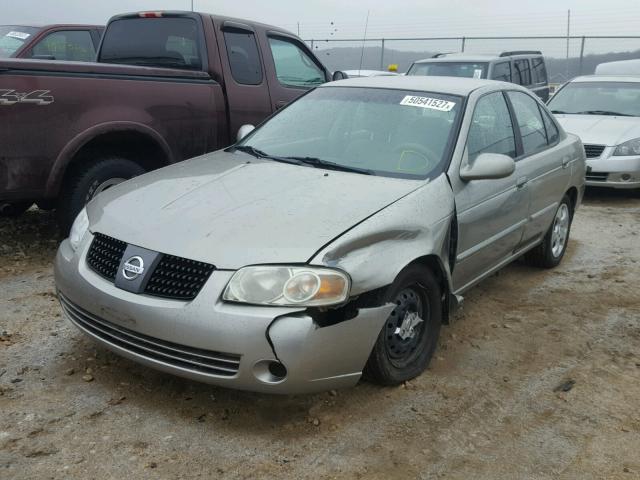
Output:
[{"left": 122, "top": 256, "right": 144, "bottom": 280}]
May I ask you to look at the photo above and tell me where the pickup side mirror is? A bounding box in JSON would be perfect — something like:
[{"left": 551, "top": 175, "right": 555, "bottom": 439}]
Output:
[
  {"left": 332, "top": 71, "right": 348, "bottom": 81},
  {"left": 236, "top": 124, "right": 255, "bottom": 142},
  {"left": 460, "top": 153, "right": 515, "bottom": 181}
]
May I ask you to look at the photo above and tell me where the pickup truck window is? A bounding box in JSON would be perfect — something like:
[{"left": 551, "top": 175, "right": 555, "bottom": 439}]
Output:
[
  {"left": 30, "top": 30, "right": 96, "bottom": 61},
  {"left": 0, "top": 26, "right": 39, "bottom": 58},
  {"left": 268, "top": 37, "right": 325, "bottom": 88},
  {"left": 223, "top": 30, "right": 263, "bottom": 85},
  {"left": 100, "top": 17, "right": 202, "bottom": 70}
]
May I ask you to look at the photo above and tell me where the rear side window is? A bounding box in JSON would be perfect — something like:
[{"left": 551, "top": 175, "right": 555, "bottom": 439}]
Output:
[
  {"left": 540, "top": 107, "right": 559, "bottom": 144},
  {"left": 31, "top": 30, "right": 96, "bottom": 61},
  {"left": 268, "top": 37, "right": 325, "bottom": 88},
  {"left": 531, "top": 57, "right": 547, "bottom": 84},
  {"left": 491, "top": 62, "right": 511, "bottom": 82},
  {"left": 223, "top": 30, "right": 263, "bottom": 85},
  {"left": 467, "top": 92, "right": 516, "bottom": 161},
  {"left": 507, "top": 91, "right": 547, "bottom": 155},
  {"left": 514, "top": 59, "right": 531, "bottom": 86},
  {"left": 100, "top": 17, "right": 202, "bottom": 70}
]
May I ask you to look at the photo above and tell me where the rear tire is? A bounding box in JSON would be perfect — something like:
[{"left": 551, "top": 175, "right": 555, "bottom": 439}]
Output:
[
  {"left": 57, "top": 156, "right": 145, "bottom": 233},
  {"left": 364, "top": 265, "right": 442, "bottom": 385},
  {"left": 525, "top": 195, "right": 573, "bottom": 268},
  {"left": 0, "top": 201, "right": 33, "bottom": 217}
]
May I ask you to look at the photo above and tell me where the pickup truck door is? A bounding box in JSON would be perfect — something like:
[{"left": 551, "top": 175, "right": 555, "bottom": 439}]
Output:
[
  {"left": 213, "top": 19, "right": 273, "bottom": 141},
  {"left": 258, "top": 32, "right": 328, "bottom": 111},
  {"left": 450, "top": 91, "right": 529, "bottom": 293}
]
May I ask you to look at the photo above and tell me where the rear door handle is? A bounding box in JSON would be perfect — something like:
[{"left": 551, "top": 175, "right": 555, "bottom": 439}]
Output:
[
  {"left": 517, "top": 176, "right": 528, "bottom": 189},
  {"left": 562, "top": 157, "right": 571, "bottom": 168}
]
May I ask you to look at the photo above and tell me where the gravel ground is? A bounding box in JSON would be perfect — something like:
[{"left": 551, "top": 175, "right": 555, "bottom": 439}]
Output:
[{"left": 1, "top": 189, "right": 639, "bottom": 480}]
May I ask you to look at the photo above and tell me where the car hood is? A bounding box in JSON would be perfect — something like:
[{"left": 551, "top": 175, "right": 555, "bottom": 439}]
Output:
[
  {"left": 554, "top": 114, "right": 640, "bottom": 146},
  {"left": 87, "top": 151, "right": 423, "bottom": 269}
]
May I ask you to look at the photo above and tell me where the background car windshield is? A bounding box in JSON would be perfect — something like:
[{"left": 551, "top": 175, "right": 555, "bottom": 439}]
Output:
[
  {"left": 548, "top": 81, "right": 640, "bottom": 116},
  {"left": 408, "top": 62, "right": 488, "bottom": 79},
  {"left": 0, "top": 26, "right": 39, "bottom": 57},
  {"left": 240, "top": 86, "right": 463, "bottom": 179}
]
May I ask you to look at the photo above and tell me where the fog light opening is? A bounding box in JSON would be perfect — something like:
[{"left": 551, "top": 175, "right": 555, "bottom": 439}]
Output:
[
  {"left": 621, "top": 174, "right": 631, "bottom": 181},
  {"left": 268, "top": 361, "right": 287, "bottom": 379},
  {"left": 253, "top": 359, "right": 288, "bottom": 384}
]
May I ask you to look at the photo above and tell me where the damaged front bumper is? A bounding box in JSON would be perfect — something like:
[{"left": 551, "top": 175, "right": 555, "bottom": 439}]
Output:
[{"left": 54, "top": 235, "right": 392, "bottom": 394}]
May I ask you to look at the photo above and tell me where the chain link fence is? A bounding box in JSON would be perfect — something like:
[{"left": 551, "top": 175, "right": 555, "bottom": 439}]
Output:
[{"left": 307, "top": 36, "right": 640, "bottom": 81}]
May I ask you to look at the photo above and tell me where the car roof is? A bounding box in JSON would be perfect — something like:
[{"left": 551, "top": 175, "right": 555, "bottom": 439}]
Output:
[
  {"left": 413, "top": 53, "right": 542, "bottom": 64},
  {"left": 343, "top": 70, "right": 399, "bottom": 76},
  {"left": 324, "top": 75, "right": 514, "bottom": 96},
  {"left": 569, "top": 75, "right": 640, "bottom": 83}
]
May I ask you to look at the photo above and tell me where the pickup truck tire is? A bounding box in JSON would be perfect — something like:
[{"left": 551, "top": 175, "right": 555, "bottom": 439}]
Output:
[
  {"left": 525, "top": 195, "right": 573, "bottom": 269},
  {"left": 364, "top": 265, "right": 442, "bottom": 385},
  {"left": 58, "top": 156, "right": 145, "bottom": 231},
  {"left": 0, "top": 201, "right": 33, "bottom": 217}
]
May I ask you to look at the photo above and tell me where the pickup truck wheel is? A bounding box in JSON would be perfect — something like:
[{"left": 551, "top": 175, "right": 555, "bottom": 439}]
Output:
[
  {"left": 525, "top": 195, "right": 573, "bottom": 269},
  {"left": 364, "top": 265, "right": 442, "bottom": 385},
  {"left": 58, "top": 156, "right": 145, "bottom": 232},
  {"left": 0, "top": 201, "right": 33, "bottom": 217}
]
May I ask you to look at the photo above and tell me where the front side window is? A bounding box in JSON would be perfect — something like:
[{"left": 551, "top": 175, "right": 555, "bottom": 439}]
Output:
[
  {"left": 408, "top": 62, "right": 488, "bottom": 79},
  {"left": 467, "top": 92, "right": 516, "bottom": 161},
  {"left": 507, "top": 91, "right": 547, "bottom": 155},
  {"left": 223, "top": 30, "right": 263, "bottom": 85},
  {"left": 547, "top": 81, "right": 640, "bottom": 117},
  {"left": 514, "top": 59, "right": 531, "bottom": 86},
  {"left": 531, "top": 57, "right": 547, "bottom": 84},
  {"left": 491, "top": 62, "right": 511, "bottom": 82},
  {"left": 0, "top": 26, "right": 39, "bottom": 58},
  {"left": 237, "top": 87, "right": 463, "bottom": 179},
  {"left": 31, "top": 30, "right": 96, "bottom": 61},
  {"left": 268, "top": 37, "right": 325, "bottom": 88}
]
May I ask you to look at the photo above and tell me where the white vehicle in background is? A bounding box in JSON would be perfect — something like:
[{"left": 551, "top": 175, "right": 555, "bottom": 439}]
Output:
[
  {"left": 343, "top": 69, "right": 399, "bottom": 78},
  {"left": 595, "top": 59, "right": 640, "bottom": 75},
  {"left": 548, "top": 75, "right": 640, "bottom": 190}
]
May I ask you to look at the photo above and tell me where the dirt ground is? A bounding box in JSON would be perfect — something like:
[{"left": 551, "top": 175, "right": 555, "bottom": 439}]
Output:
[{"left": 1, "top": 189, "right": 639, "bottom": 480}]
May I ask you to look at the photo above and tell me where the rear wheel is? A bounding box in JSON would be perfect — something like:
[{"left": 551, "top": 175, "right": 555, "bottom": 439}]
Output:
[
  {"left": 365, "top": 265, "right": 442, "bottom": 385},
  {"left": 525, "top": 195, "right": 573, "bottom": 268},
  {"left": 57, "top": 156, "right": 145, "bottom": 232},
  {"left": 0, "top": 201, "right": 33, "bottom": 217}
]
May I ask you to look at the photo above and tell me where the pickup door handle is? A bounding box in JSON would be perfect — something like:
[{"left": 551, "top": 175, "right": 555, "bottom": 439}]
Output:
[
  {"left": 517, "top": 176, "right": 528, "bottom": 189},
  {"left": 276, "top": 100, "right": 288, "bottom": 109}
]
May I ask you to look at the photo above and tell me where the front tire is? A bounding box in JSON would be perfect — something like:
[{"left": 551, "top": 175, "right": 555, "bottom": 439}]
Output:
[
  {"left": 525, "top": 195, "right": 573, "bottom": 268},
  {"left": 365, "top": 265, "right": 442, "bottom": 385},
  {"left": 57, "top": 156, "right": 145, "bottom": 232}
]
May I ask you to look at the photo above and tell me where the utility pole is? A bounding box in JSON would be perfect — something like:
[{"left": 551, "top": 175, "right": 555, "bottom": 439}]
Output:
[
  {"left": 297, "top": 22, "right": 300, "bottom": 36},
  {"left": 566, "top": 9, "right": 570, "bottom": 80},
  {"left": 191, "top": 0, "right": 194, "bottom": 12}
]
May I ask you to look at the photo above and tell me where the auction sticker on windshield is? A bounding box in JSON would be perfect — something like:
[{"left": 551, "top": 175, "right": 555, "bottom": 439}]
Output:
[
  {"left": 400, "top": 96, "right": 456, "bottom": 112},
  {"left": 6, "top": 31, "right": 31, "bottom": 40}
]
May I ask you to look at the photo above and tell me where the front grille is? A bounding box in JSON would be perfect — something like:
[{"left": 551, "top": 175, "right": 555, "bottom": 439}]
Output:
[
  {"left": 144, "top": 254, "right": 215, "bottom": 300},
  {"left": 59, "top": 293, "right": 241, "bottom": 377},
  {"left": 87, "top": 233, "right": 127, "bottom": 281},
  {"left": 86, "top": 233, "right": 215, "bottom": 301},
  {"left": 583, "top": 144, "right": 606, "bottom": 158},
  {"left": 586, "top": 171, "right": 608, "bottom": 182}
]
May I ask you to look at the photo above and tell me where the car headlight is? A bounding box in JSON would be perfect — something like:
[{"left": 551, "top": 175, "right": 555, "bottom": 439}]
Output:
[
  {"left": 613, "top": 138, "right": 640, "bottom": 156},
  {"left": 69, "top": 207, "right": 89, "bottom": 251},
  {"left": 222, "top": 266, "right": 350, "bottom": 307}
]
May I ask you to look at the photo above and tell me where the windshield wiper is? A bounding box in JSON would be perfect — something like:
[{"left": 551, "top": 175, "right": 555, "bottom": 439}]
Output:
[
  {"left": 233, "top": 145, "right": 305, "bottom": 166},
  {"left": 576, "top": 110, "right": 634, "bottom": 117},
  {"left": 285, "top": 156, "right": 373, "bottom": 175}
]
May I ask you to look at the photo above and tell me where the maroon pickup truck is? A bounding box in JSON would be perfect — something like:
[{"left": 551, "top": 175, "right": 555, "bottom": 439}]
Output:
[
  {"left": 0, "top": 12, "right": 339, "bottom": 228},
  {"left": 0, "top": 24, "right": 104, "bottom": 60}
]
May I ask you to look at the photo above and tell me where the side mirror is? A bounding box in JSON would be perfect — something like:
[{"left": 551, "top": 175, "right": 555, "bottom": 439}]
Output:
[
  {"left": 236, "top": 124, "right": 255, "bottom": 142},
  {"left": 332, "top": 71, "right": 348, "bottom": 81},
  {"left": 460, "top": 153, "right": 515, "bottom": 181}
]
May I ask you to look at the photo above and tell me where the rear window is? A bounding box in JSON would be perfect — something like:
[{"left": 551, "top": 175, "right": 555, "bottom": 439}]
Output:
[
  {"left": 223, "top": 30, "right": 263, "bottom": 85},
  {"left": 0, "top": 26, "right": 39, "bottom": 58},
  {"left": 531, "top": 57, "right": 547, "bottom": 84},
  {"left": 514, "top": 59, "right": 532, "bottom": 86},
  {"left": 99, "top": 17, "right": 202, "bottom": 70},
  {"left": 408, "top": 62, "right": 488, "bottom": 79}
]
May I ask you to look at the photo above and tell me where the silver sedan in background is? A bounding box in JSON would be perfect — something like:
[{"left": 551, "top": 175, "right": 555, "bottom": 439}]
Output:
[{"left": 55, "top": 77, "right": 585, "bottom": 394}]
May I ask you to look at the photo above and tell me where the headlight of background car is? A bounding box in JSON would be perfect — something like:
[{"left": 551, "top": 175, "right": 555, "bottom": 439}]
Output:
[
  {"left": 223, "top": 266, "right": 350, "bottom": 307},
  {"left": 613, "top": 138, "right": 640, "bottom": 156},
  {"left": 69, "top": 207, "right": 89, "bottom": 251}
]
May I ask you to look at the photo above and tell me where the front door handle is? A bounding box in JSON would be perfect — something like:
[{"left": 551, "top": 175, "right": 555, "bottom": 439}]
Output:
[
  {"left": 517, "top": 176, "right": 528, "bottom": 189},
  {"left": 276, "top": 100, "right": 288, "bottom": 109},
  {"left": 562, "top": 157, "right": 571, "bottom": 169}
]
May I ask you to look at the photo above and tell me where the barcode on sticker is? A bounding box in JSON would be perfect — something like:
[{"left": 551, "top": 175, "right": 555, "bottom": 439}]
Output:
[{"left": 399, "top": 96, "right": 456, "bottom": 111}]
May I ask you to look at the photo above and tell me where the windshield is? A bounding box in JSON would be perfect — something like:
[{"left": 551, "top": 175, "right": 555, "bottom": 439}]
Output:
[
  {"left": 0, "top": 26, "right": 39, "bottom": 58},
  {"left": 408, "top": 61, "right": 488, "bottom": 79},
  {"left": 548, "top": 81, "right": 640, "bottom": 117},
  {"left": 236, "top": 86, "right": 463, "bottom": 179}
]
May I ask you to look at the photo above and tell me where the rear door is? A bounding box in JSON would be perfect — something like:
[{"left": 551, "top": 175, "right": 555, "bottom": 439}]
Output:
[
  {"left": 530, "top": 56, "right": 549, "bottom": 101},
  {"left": 259, "top": 32, "right": 328, "bottom": 110}
]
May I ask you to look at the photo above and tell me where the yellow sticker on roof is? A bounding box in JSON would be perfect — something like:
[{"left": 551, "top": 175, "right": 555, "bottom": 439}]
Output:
[{"left": 399, "top": 95, "right": 456, "bottom": 112}]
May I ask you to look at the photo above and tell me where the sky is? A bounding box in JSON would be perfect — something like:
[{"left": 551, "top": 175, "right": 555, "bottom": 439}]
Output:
[{"left": 4, "top": 0, "right": 640, "bottom": 39}]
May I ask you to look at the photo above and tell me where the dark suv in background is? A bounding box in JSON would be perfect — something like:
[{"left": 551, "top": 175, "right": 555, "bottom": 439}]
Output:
[{"left": 407, "top": 50, "right": 549, "bottom": 101}]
